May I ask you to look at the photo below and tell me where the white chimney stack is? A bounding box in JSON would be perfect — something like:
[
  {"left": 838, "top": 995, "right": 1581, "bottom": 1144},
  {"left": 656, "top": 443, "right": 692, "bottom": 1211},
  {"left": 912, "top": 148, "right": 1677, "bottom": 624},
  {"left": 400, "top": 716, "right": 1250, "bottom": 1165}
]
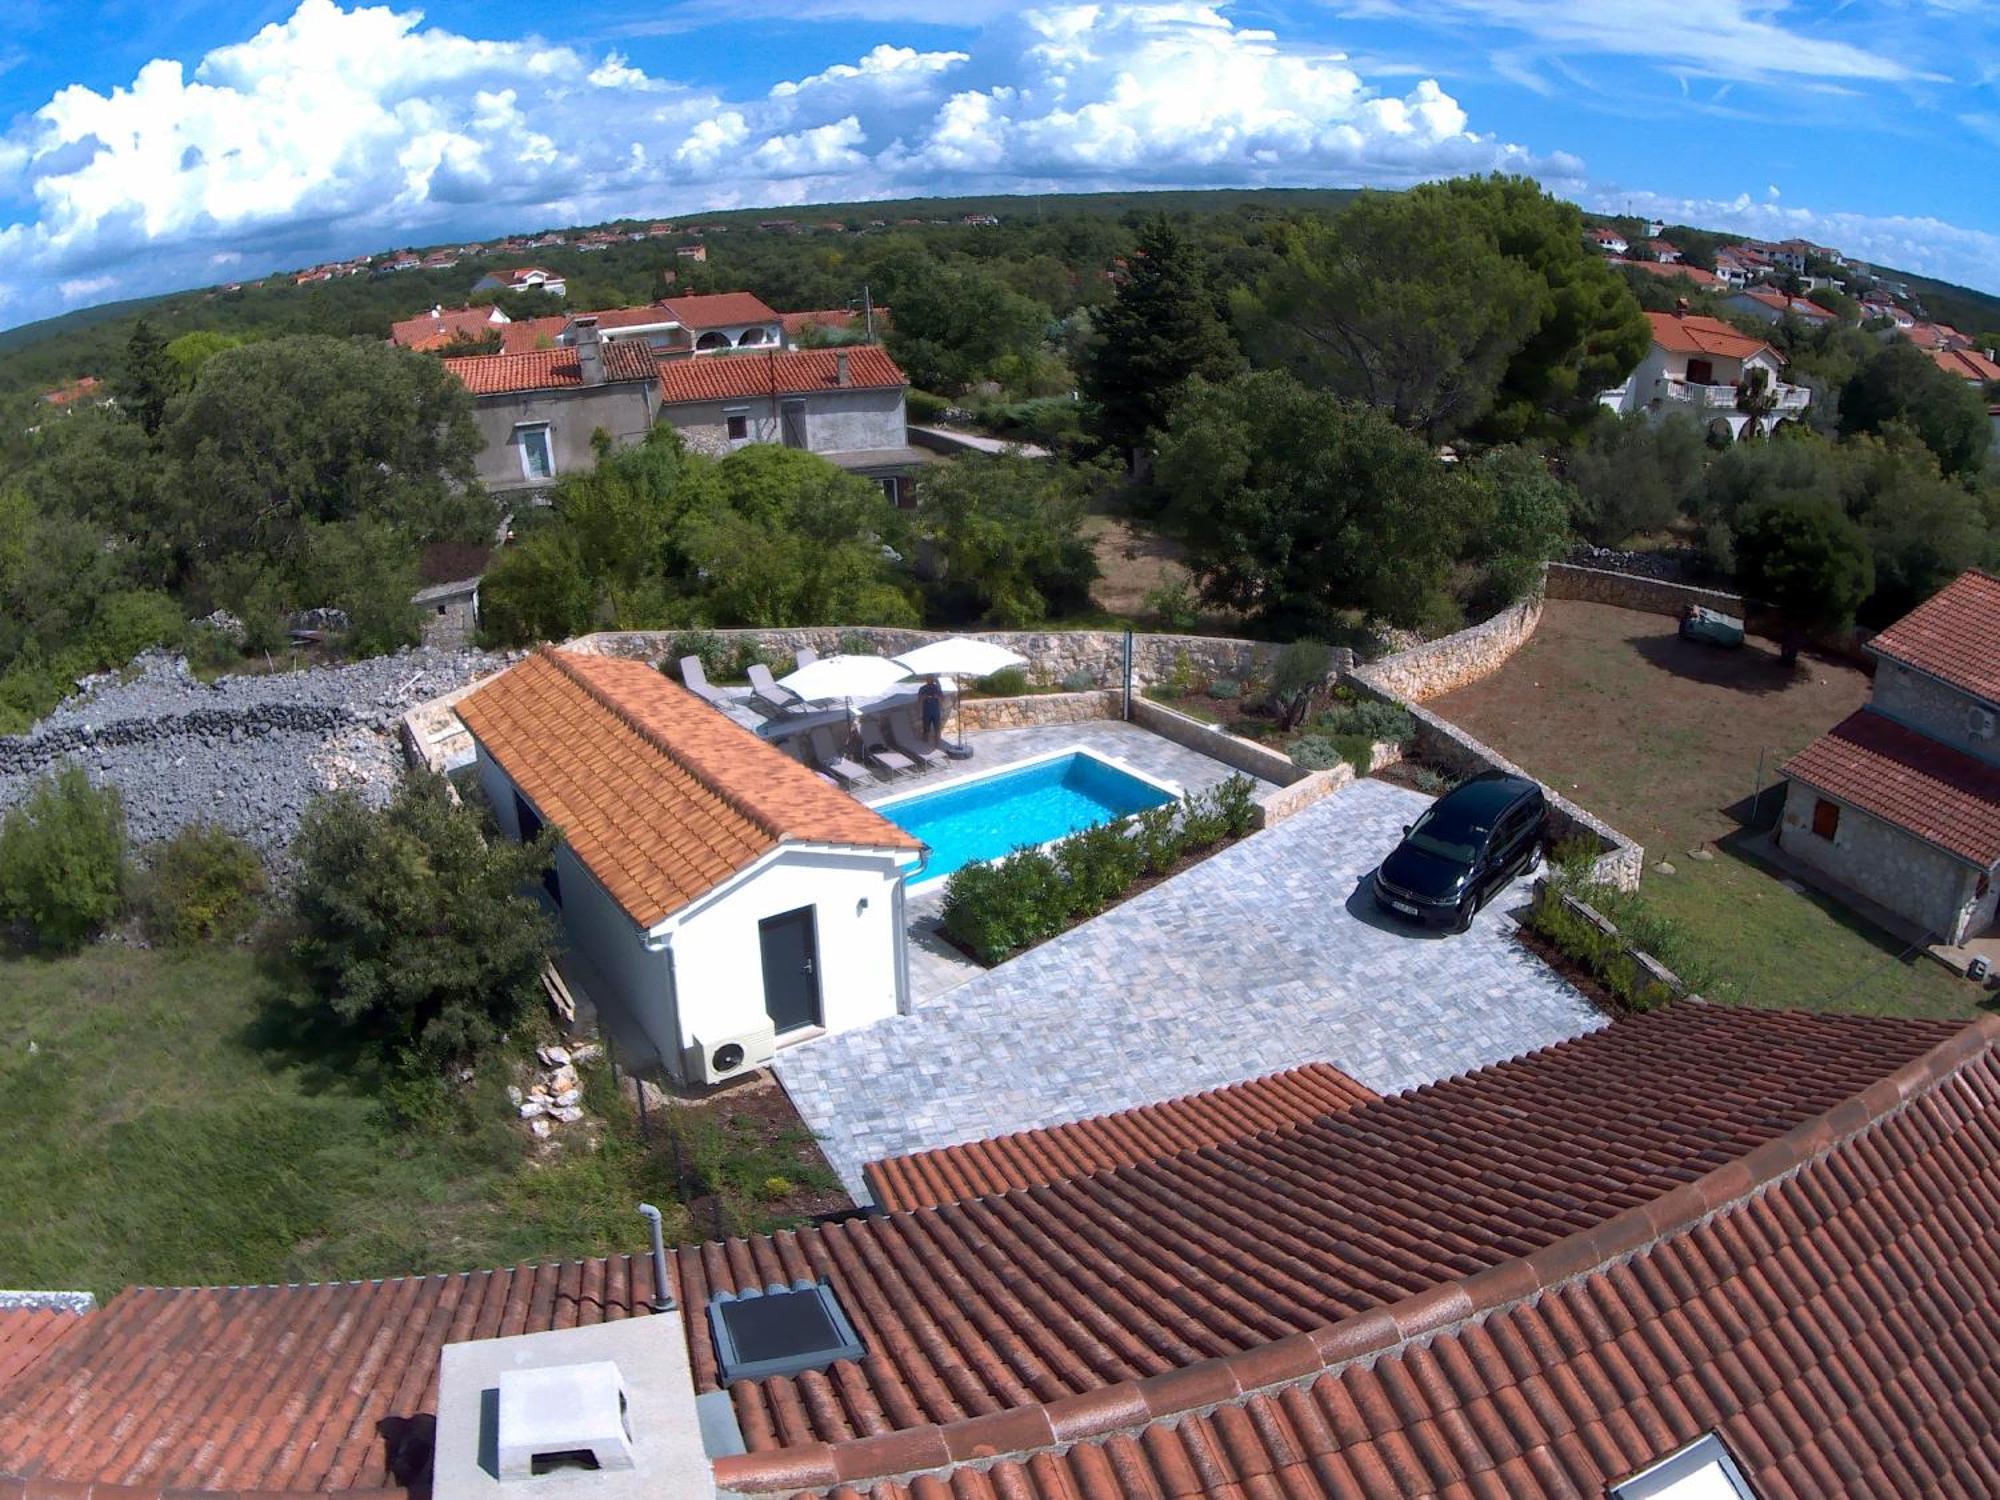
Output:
[
  {"left": 835, "top": 350, "right": 851, "bottom": 387},
  {"left": 573, "top": 315, "right": 605, "bottom": 387}
]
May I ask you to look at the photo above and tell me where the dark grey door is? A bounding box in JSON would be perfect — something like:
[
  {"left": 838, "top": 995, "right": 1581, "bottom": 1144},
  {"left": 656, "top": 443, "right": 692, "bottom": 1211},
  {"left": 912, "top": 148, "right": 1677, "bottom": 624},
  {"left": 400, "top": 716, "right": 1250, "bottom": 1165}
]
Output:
[
  {"left": 780, "top": 399, "right": 808, "bottom": 449},
  {"left": 758, "top": 907, "right": 822, "bottom": 1034}
]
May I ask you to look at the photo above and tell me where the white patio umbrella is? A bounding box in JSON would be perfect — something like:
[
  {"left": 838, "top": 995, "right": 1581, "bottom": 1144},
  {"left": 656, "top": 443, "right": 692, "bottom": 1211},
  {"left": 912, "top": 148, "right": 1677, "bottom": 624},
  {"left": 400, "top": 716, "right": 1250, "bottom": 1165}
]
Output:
[
  {"left": 777, "top": 653, "right": 912, "bottom": 704},
  {"left": 891, "top": 637, "right": 1029, "bottom": 750}
]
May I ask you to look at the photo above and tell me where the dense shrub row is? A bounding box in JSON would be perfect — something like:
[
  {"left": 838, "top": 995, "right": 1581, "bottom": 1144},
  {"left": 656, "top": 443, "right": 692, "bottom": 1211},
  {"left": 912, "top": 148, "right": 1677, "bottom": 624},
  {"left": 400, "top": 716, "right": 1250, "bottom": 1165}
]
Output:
[
  {"left": 1523, "top": 849, "right": 1710, "bottom": 1012},
  {"left": 939, "top": 777, "right": 1258, "bottom": 964}
]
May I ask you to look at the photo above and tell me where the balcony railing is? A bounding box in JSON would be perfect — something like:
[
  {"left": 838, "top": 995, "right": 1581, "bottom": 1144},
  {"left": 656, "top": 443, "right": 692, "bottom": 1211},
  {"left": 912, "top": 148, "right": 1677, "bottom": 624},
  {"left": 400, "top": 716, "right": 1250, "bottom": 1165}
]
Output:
[{"left": 1654, "top": 378, "right": 1811, "bottom": 414}]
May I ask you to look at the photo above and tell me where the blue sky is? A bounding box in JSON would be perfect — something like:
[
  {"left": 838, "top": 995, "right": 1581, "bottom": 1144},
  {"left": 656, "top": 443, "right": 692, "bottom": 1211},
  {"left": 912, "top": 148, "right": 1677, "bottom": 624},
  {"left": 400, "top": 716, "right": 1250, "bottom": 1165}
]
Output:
[{"left": 1, "top": 0, "right": 1996, "bottom": 331}]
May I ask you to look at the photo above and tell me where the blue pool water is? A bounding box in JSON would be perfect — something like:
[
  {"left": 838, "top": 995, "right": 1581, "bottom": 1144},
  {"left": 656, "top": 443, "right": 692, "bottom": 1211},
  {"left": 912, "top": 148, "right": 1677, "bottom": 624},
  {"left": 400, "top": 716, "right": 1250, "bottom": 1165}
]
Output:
[{"left": 881, "top": 753, "right": 1177, "bottom": 885}]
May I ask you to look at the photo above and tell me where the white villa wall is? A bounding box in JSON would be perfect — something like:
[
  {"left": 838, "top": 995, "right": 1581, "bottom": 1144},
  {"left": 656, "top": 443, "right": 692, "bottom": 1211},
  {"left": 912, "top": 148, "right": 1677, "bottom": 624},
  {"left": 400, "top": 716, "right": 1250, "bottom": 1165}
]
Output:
[
  {"left": 663, "top": 848, "right": 909, "bottom": 1056},
  {"left": 662, "top": 386, "right": 907, "bottom": 459}
]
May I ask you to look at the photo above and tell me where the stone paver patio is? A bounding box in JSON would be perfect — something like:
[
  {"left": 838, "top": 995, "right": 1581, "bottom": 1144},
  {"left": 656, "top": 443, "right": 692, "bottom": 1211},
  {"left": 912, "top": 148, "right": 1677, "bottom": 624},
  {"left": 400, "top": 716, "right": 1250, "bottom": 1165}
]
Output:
[{"left": 776, "top": 775, "right": 1606, "bottom": 1201}]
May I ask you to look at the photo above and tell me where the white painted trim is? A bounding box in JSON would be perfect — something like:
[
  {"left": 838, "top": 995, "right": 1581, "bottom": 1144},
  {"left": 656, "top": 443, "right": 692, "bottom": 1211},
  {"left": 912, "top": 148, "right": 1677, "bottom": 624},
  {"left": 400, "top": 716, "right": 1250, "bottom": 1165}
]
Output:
[{"left": 645, "top": 838, "right": 914, "bottom": 939}]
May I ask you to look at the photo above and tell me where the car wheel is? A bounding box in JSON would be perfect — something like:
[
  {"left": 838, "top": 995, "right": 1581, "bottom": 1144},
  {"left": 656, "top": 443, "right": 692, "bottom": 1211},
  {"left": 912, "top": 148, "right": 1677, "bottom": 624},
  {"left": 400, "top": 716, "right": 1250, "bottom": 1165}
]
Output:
[{"left": 1452, "top": 895, "right": 1476, "bottom": 933}]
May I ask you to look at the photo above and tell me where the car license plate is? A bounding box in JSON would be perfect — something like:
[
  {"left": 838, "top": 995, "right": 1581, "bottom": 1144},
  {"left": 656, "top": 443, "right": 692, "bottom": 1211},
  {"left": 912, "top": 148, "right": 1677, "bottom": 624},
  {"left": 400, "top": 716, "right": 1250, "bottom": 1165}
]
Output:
[{"left": 1391, "top": 900, "right": 1420, "bottom": 916}]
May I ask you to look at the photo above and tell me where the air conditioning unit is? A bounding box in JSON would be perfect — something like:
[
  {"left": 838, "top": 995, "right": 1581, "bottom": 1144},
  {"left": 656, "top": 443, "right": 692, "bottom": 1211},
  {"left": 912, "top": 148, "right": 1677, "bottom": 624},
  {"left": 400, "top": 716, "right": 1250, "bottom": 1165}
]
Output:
[
  {"left": 686, "top": 1021, "right": 776, "bottom": 1085},
  {"left": 1970, "top": 706, "right": 1996, "bottom": 740}
]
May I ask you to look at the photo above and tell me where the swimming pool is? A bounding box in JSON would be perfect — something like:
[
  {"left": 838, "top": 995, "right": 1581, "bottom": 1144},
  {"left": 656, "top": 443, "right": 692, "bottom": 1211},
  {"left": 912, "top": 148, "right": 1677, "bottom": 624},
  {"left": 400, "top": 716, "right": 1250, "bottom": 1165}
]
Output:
[{"left": 877, "top": 750, "right": 1180, "bottom": 887}]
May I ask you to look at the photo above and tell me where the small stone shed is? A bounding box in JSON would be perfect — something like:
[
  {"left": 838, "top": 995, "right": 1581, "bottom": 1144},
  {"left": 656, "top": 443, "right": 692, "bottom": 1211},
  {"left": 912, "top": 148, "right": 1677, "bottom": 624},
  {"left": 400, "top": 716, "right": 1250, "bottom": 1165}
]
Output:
[
  {"left": 458, "top": 647, "right": 921, "bottom": 1086},
  {"left": 1780, "top": 570, "right": 2000, "bottom": 945}
]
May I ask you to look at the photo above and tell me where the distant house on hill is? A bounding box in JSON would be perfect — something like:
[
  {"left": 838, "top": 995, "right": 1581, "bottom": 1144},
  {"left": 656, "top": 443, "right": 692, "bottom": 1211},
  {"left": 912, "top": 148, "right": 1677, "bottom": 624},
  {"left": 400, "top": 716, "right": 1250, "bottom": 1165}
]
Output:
[
  {"left": 1611, "top": 258, "right": 1724, "bottom": 290},
  {"left": 779, "top": 306, "right": 890, "bottom": 342},
  {"left": 470, "top": 266, "right": 566, "bottom": 298},
  {"left": 442, "top": 318, "right": 660, "bottom": 492},
  {"left": 1726, "top": 286, "right": 1838, "bottom": 327},
  {"left": 41, "top": 376, "right": 109, "bottom": 410},
  {"left": 1586, "top": 226, "right": 1629, "bottom": 255},
  {"left": 389, "top": 304, "right": 511, "bottom": 352},
  {"left": 1598, "top": 311, "right": 1810, "bottom": 440},
  {"left": 1781, "top": 570, "right": 2000, "bottom": 949},
  {"left": 655, "top": 345, "right": 926, "bottom": 505}
]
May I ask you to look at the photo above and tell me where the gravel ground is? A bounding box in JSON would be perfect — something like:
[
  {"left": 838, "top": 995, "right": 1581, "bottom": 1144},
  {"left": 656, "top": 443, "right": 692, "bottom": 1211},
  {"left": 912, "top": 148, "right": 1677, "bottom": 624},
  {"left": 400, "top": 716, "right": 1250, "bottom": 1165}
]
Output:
[{"left": 0, "top": 648, "right": 508, "bottom": 862}]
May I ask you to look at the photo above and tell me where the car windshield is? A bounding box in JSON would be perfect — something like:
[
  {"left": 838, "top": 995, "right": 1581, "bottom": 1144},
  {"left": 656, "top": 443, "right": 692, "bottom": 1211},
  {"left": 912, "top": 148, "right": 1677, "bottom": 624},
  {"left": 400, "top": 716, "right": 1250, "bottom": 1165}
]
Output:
[{"left": 1405, "top": 804, "right": 1487, "bottom": 864}]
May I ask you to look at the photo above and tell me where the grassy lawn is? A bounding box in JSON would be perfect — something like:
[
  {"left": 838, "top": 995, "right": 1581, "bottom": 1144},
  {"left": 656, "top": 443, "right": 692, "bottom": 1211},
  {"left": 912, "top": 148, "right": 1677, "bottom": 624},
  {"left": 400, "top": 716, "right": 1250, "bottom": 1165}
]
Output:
[
  {"left": 1, "top": 944, "right": 841, "bottom": 1298},
  {"left": 1430, "top": 599, "right": 1989, "bottom": 1022}
]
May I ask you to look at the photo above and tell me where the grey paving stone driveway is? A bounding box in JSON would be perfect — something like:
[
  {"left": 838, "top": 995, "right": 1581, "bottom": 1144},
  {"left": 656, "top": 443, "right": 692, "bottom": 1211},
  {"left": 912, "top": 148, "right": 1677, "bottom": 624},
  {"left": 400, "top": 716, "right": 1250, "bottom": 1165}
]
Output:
[{"left": 776, "top": 774, "right": 1606, "bottom": 1201}]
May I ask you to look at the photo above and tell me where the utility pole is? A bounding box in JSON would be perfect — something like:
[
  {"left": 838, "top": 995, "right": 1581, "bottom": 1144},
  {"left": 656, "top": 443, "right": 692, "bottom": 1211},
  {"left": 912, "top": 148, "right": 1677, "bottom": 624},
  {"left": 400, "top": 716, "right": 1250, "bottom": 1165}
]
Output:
[{"left": 861, "top": 282, "right": 874, "bottom": 342}]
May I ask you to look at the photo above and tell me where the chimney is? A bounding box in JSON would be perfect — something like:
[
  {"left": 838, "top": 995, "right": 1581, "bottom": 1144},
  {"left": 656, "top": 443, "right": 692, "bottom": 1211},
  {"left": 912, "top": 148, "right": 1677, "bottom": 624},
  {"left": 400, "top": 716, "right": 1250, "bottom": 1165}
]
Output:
[
  {"left": 1675, "top": 297, "right": 1690, "bottom": 314},
  {"left": 573, "top": 315, "right": 605, "bottom": 387},
  {"left": 836, "top": 350, "right": 851, "bottom": 387}
]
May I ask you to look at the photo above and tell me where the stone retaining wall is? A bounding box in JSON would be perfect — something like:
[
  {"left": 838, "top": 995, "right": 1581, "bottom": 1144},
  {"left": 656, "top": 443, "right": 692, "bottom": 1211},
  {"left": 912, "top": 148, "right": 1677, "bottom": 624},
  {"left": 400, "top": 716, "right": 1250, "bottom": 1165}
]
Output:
[
  {"left": 1545, "top": 562, "right": 1746, "bottom": 618},
  {"left": 1256, "top": 765, "right": 1353, "bottom": 827},
  {"left": 957, "top": 689, "right": 1121, "bottom": 731},
  {"left": 1538, "top": 880, "right": 1691, "bottom": 1002},
  {"left": 1356, "top": 593, "right": 1544, "bottom": 703},
  {"left": 1345, "top": 674, "right": 1644, "bottom": 892},
  {"left": 568, "top": 627, "right": 1297, "bottom": 690},
  {"left": 0, "top": 1289, "right": 96, "bottom": 1315},
  {"left": 1128, "top": 697, "right": 1305, "bottom": 786}
]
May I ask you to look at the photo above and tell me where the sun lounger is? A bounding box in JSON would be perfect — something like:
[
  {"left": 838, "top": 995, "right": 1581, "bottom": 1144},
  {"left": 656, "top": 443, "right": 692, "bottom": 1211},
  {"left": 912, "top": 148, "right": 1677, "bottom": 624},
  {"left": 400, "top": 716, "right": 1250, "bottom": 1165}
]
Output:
[
  {"left": 747, "top": 663, "right": 806, "bottom": 717},
  {"left": 807, "top": 726, "right": 872, "bottom": 789},
  {"left": 678, "top": 655, "right": 735, "bottom": 710},
  {"left": 865, "top": 743, "right": 917, "bottom": 776},
  {"left": 887, "top": 715, "right": 950, "bottom": 770},
  {"left": 795, "top": 646, "right": 819, "bottom": 669}
]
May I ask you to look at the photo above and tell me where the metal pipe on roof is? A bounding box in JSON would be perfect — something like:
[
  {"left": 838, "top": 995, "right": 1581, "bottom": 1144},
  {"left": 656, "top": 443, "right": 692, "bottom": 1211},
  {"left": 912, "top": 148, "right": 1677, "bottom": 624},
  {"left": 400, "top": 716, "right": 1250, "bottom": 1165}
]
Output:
[{"left": 637, "top": 1203, "right": 674, "bottom": 1312}]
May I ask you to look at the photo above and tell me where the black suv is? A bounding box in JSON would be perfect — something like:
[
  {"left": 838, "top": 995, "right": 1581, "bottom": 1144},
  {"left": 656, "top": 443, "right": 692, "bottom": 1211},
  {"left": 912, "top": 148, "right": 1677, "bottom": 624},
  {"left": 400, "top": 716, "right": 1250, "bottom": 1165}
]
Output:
[{"left": 1372, "top": 772, "right": 1547, "bottom": 932}]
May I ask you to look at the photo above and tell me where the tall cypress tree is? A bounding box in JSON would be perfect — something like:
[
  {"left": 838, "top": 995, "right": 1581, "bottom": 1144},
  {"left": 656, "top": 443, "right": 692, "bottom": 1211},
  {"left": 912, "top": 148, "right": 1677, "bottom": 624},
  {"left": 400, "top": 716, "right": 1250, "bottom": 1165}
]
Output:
[
  {"left": 119, "top": 318, "right": 174, "bottom": 438},
  {"left": 1082, "top": 216, "right": 1241, "bottom": 467}
]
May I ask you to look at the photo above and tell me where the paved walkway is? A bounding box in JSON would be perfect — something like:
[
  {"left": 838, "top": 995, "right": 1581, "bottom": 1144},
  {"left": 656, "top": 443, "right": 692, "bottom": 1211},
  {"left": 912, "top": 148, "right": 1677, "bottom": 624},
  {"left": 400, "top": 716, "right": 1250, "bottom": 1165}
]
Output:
[
  {"left": 866, "top": 720, "right": 1276, "bottom": 1003},
  {"left": 776, "top": 776, "right": 1606, "bottom": 1200}
]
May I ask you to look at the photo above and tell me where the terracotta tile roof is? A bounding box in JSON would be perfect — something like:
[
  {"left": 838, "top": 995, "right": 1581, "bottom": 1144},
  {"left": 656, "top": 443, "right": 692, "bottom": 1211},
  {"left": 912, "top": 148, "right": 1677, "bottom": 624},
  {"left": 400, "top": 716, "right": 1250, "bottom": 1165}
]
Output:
[
  {"left": 389, "top": 305, "right": 504, "bottom": 350},
  {"left": 1735, "top": 286, "right": 1835, "bottom": 319},
  {"left": 680, "top": 1005, "right": 1963, "bottom": 1486},
  {"left": 580, "top": 304, "right": 679, "bottom": 331},
  {"left": 440, "top": 341, "right": 657, "bottom": 395},
  {"left": 0, "top": 1007, "right": 1979, "bottom": 1499},
  {"left": 659, "top": 291, "right": 780, "bottom": 328},
  {"left": 0, "top": 1308, "right": 86, "bottom": 1394},
  {"left": 815, "top": 1012, "right": 2000, "bottom": 1500},
  {"left": 0, "top": 1261, "right": 663, "bottom": 1496},
  {"left": 1644, "top": 311, "right": 1776, "bottom": 362},
  {"left": 1865, "top": 569, "right": 2000, "bottom": 704},
  {"left": 1782, "top": 707, "right": 2000, "bottom": 868},
  {"left": 456, "top": 648, "right": 917, "bottom": 926},
  {"left": 1933, "top": 345, "right": 2000, "bottom": 382},
  {"left": 780, "top": 307, "right": 891, "bottom": 338},
  {"left": 495, "top": 314, "right": 567, "bottom": 354},
  {"left": 1612, "top": 257, "right": 1723, "bottom": 288},
  {"left": 864, "top": 1062, "right": 1378, "bottom": 1212},
  {"left": 657, "top": 346, "right": 909, "bottom": 405}
]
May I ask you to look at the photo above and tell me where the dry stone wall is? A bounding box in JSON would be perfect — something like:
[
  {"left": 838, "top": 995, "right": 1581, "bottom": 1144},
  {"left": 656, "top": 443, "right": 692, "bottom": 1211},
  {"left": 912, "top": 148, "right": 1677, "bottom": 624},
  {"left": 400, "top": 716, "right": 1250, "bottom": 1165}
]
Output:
[
  {"left": 957, "top": 690, "right": 1121, "bottom": 731},
  {"left": 1356, "top": 593, "right": 1544, "bottom": 703},
  {"left": 569, "top": 627, "right": 1305, "bottom": 690},
  {"left": 1545, "top": 562, "right": 1746, "bottom": 618},
  {"left": 1128, "top": 697, "right": 1304, "bottom": 785}
]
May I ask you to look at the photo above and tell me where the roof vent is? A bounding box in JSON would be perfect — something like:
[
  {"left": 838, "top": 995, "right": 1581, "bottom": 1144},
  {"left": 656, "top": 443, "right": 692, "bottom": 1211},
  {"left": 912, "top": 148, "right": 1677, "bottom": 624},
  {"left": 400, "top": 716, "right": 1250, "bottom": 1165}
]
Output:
[
  {"left": 494, "top": 1361, "right": 634, "bottom": 1480},
  {"left": 707, "top": 1281, "right": 864, "bottom": 1384}
]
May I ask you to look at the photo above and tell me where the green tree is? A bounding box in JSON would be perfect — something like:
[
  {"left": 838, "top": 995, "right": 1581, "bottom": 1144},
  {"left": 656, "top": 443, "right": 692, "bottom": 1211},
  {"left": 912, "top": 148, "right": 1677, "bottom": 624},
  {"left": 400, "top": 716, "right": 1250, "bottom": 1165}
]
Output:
[
  {"left": 1567, "top": 412, "right": 1707, "bottom": 545},
  {"left": 1842, "top": 435, "right": 1987, "bottom": 624},
  {"left": 118, "top": 319, "right": 174, "bottom": 438},
  {"left": 0, "top": 765, "right": 127, "bottom": 951},
  {"left": 291, "top": 773, "right": 557, "bottom": 1070},
  {"left": 912, "top": 455, "right": 1100, "bottom": 625},
  {"left": 159, "top": 336, "right": 486, "bottom": 573},
  {"left": 1735, "top": 365, "right": 1780, "bottom": 437},
  {"left": 1839, "top": 339, "right": 1991, "bottom": 477},
  {"left": 555, "top": 427, "right": 692, "bottom": 595},
  {"left": 478, "top": 529, "right": 597, "bottom": 646},
  {"left": 137, "top": 822, "right": 267, "bottom": 946},
  {"left": 886, "top": 262, "right": 1047, "bottom": 394},
  {"left": 307, "top": 520, "right": 422, "bottom": 656},
  {"left": 163, "top": 331, "right": 247, "bottom": 389},
  {"left": 1466, "top": 446, "right": 1575, "bottom": 610},
  {"left": 1155, "top": 370, "right": 1469, "bottom": 635},
  {"left": 1080, "top": 216, "right": 1241, "bottom": 461},
  {"left": 1734, "top": 499, "right": 1874, "bottom": 665}
]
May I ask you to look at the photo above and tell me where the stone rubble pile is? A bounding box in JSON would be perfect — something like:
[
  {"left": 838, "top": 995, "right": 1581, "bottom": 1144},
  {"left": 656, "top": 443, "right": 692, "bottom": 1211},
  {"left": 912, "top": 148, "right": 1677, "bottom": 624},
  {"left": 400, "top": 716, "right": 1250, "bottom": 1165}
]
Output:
[
  {"left": 509, "top": 1041, "right": 604, "bottom": 1140},
  {"left": 0, "top": 647, "right": 507, "bottom": 862}
]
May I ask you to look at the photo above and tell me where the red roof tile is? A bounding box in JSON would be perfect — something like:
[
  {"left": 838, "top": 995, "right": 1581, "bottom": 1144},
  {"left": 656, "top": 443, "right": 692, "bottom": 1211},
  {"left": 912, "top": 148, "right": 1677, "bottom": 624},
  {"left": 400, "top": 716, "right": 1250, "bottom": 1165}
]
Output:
[
  {"left": 0, "top": 1308, "right": 86, "bottom": 1395},
  {"left": 0, "top": 1006, "right": 1979, "bottom": 1498},
  {"left": 1612, "top": 258, "right": 1724, "bottom": 289},
  {"left": 659, "top": 291, "right": 780, "bottom": 328},
  {"left": 657, "top": 346, "right": 908, "bottom": 405},
  {"left": 1734, "top": 286, "right": 1835, "bottom": 319},
  {"left": 389, "top": 305, "right": 506, "bottom": 351},
  {"left": 495, "top": 314, "right": 567, "bottom": 354},
  {"left": 813, "top": 1012, "right": 2000, "bottom": 1500},
  {"left": 441, "top": 341, "right": 657, "bottom": 395},
  {"left": 1933, "top": 346, "right": 2000, "bottom": 382},
  {"left": 1644, "top": 312, "right": 1775, "bottom": 362},
  {"left": 456, "top": 648, "right": 917, "bottom": 926},
  {"left": 780, "top": 307, "right": 892, "bottom": 337},
  {"left": 579, "top": 304, "right": 679, "bottom": 331},
  {"left": 865, "top": 1062, "right": 1378, "bottom": 1212},
  {"left": 1864, "top": 569, "right": 2000, "bottom": 704},
  {"left": 1782, "top": 707, "right": 2000, "bottom": 867}
]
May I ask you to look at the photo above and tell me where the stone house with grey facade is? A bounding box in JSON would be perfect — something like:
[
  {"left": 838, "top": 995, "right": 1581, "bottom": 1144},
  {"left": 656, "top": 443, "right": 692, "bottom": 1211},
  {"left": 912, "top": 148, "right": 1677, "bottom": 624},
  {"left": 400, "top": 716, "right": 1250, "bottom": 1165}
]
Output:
[
  {"left": 654, "top": 345, "right": 928, "bottom": 505},
  {"left": 442, "top": 317, "right": 661, "bottom": 495},
  {"left": 1779, "top": 570, "right": 2000, "bottom": 945}
]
